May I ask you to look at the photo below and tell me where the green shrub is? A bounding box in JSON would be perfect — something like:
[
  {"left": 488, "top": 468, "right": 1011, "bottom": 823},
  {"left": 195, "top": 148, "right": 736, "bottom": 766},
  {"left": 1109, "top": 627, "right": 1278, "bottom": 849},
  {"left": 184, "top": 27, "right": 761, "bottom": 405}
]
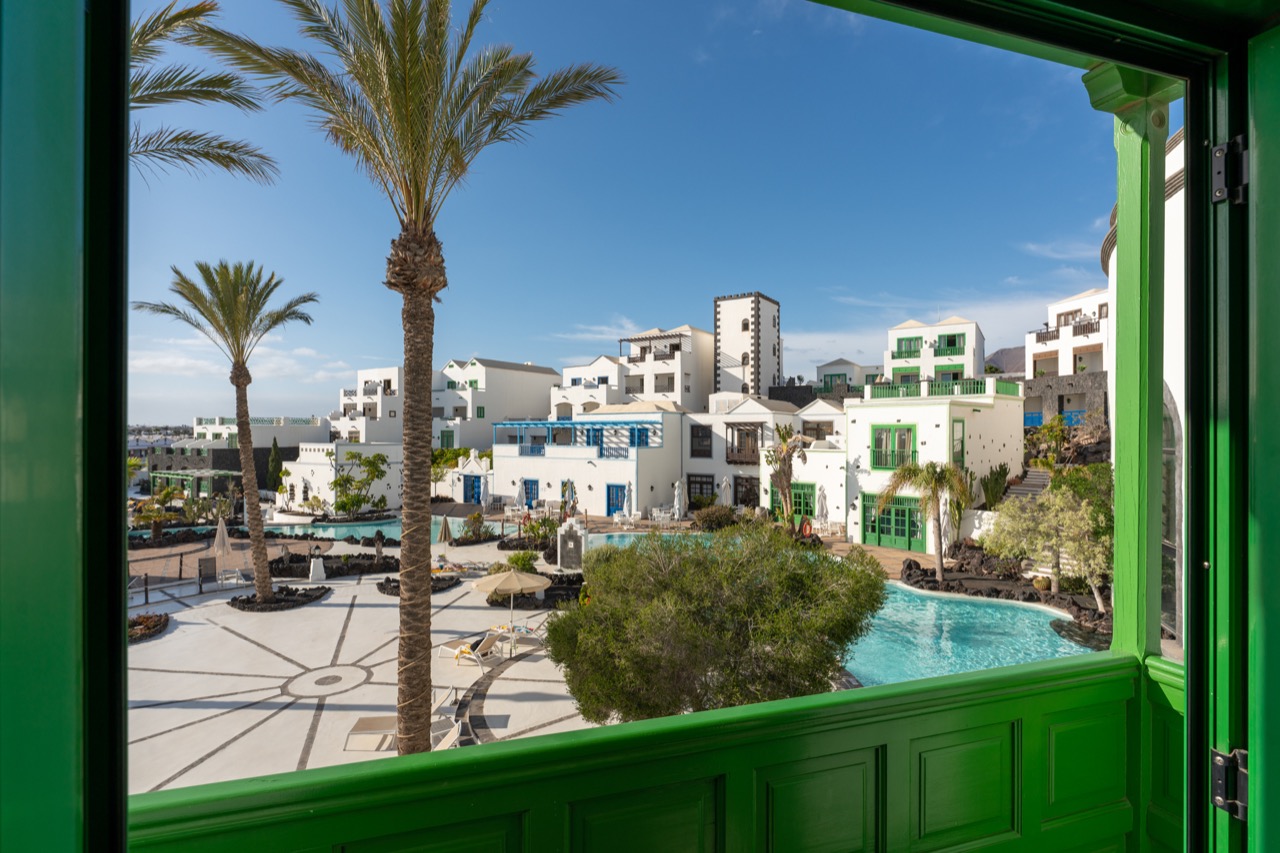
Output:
[
  {"left": 693, "top": 504, "right": 737, "bottom": 531},
  {"left": 460, "top": 510, "right": 494, "bottom": 542},
  {"left": 979, "top": 463, "right": 1010, "bottom": 509},
  {"left": 689, "top": 493, "right": 717, "bottom": 512},
  {"left": 544, "top": 525, "right": 886, "bottom": 723},
  {"left": 525, "top": 516, "right": 558, "bottom": 547},
  {"left": 1032, "top": 576, "right": 1051, "bottom": 592},
  {"left": 508, "top": 550, "right": 538, "bottom": 573}
]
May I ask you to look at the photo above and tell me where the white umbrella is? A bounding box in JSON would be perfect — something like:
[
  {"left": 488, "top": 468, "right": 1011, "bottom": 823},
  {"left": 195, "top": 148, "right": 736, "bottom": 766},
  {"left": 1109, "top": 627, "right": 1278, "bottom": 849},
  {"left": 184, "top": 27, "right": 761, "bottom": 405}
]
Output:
[
  {"left": 473, "top": 570, "right": 553, "bottom": 655},
  {"left": 816, "top": 485, "right": 829, "bottom": 526},
  {"left": 562, "top": 478, "right": 577, "bottom": 517},
  {"left": 625, "top": 481, "right": 634, "bottom": 520},
  {"left": 719, "top": 475, "right": 733, "bottom": 507},
  {"left": 673, "top": 480, "right": 684, "bottom": 520},
  {"left": 212, "top": 516, "right": 232, "bottom": 564},
  {"left": 479, "top": 474, "right": 490, "bottom": 512}
]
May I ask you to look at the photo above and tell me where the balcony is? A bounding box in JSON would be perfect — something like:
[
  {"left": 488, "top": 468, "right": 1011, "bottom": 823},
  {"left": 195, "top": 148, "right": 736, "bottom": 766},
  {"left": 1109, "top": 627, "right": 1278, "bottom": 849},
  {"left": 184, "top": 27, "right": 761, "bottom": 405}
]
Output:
[
  {"left": 933, "top": 344, "right": 965, "bottom": 356},
  {"left": 518, "top": 445, "right": 545, "bottom": 457},
  {"left": 870, "top": 383, "right": 921, "bottom": 399},
  {"left": 872, "top": 448, "right": 917, "bottom": 469},
  {"left": 1034, "top": 327, "right": 1060, "bottom": 343},
  {"left": 653, "top": 350, "right": 676, "bottom": 361},
  {"left": 928, "top": 379, "right": 986, "bottom": 396},
  {"left": 626, "top": 354, "right": 645, "bottom": 364},
  {"left": 1025, "top": 412, "right": 1044, "bottom": 428},
  {"left": 342, "top": 388, "right": 356, "bottom": 397},
  {"left": 1073, "top": 319, "right": 1101, "bottom": 336},
  {"left": 599, "top": 446, "right": 629, "bottom": 459},
  {"left": 890, "top": 348, "right": 920, "bottom": 359},
  {"left": 726, "top": 449, "right": 759, "bottom": 465}
]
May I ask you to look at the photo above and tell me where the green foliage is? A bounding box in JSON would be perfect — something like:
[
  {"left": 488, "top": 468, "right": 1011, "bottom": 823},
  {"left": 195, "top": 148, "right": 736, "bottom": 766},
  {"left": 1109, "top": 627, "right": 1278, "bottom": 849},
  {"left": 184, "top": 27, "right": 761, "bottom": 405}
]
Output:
[
  {"left": 985, "top": 364, "right": 1000, "bottom": 374},
  {"left": 432, "top": 447, "right": 471, "bottom": 469},
  {"left": 693, "top": 504, "right": 737, "bottom": 531},
  {"left": 1032, "top": 576, "right": 1051, "bottom": 592},
  {"left": 266, "top": 437, "right": 282, "bottom": 491},
  {"left": 507, "top": 551, "right": 538, "bottom": 573},
  {"left": 545, "top": 525, "right": 886, "bottom": 723},
  {"left": 1051, "top": 463, "right": 1114, "bottom": 538},
  {"left": 525, "top": 516, "right": 559, "bottom": 548},
  {"left": 300, "top": 495, "right": 328, "bottom": 516},
  {"left": 126, "top": 455, "right": 145, "bottom": 486},
  {"left": 459, "top": 511, "right": 495, "bottom": 543},
  {"left": 765, "top": 424, "right": 810, "bottom": 529},
  {"left": 1028, "top": 415, "right": 1068, "bottom": 471},
  {"left": 980, "top": 463, "right": 1011, "bottom": 509},
  {"left": 688, "top": 493, "right": 717, "bottom": 513},
  {"left": 328, "top": 450, "right": 390, "bottom": 518},
  {"left": 876, "top": 461, "right": 969, "bottom": 580},
  {"left": 182, "top": 497, "right": 213, "bottom": 525}
]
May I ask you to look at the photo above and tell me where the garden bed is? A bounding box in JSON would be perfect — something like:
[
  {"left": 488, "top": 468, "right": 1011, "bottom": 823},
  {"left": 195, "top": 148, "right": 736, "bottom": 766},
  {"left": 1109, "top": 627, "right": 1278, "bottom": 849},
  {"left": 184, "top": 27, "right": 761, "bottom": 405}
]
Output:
[
  {"left": 127, "top": 612, "right": 170, "bottom": 644},
  {"left": 376, "top": 574, "right": 461, "bottom": 597},
  {"left": 228, "top": 584, "right": 331, "bottom": 612},
  {"left": 269, "top": 552, "right": 401, "bottom": 579}
]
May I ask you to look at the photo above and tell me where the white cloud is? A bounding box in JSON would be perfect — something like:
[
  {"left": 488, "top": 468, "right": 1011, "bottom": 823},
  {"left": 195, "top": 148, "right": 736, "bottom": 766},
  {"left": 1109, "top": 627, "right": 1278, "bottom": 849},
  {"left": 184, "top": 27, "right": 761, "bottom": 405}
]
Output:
[
  {"left": 292, "top": 347, "right": 321, "bottom": 357},
  {"left": 552, "top": 314, "right": 642, "bottom": 342},
  {"left": 1021, "top": 240, "right": 1099, "bottom": 261},
  {"left": 322, "top": 360, "right": 351, "bottom": 370},
  {"left": 128, "top": 351, "right": 224, "bottom": 377}
]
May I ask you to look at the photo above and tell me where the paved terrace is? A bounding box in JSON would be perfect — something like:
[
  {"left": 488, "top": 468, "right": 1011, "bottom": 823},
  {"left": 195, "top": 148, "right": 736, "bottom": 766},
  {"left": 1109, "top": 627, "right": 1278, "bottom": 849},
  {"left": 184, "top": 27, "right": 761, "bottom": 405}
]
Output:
[{"left": 128, "top": 519, "right": 922, "bottom": 794}]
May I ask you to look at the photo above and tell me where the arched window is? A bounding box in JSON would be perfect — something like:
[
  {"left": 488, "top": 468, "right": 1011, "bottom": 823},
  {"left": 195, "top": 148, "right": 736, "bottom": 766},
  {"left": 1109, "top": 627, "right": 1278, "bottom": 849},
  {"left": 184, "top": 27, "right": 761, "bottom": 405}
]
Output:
[
  {"left": 742, "top": 352, "right": 750, "bottom": 366},
  {"left": 741, "top": 319, "right": 750, "bottom": 332},
  {"left": 741, "top": 383, "right": 749, "bottom": 394}
]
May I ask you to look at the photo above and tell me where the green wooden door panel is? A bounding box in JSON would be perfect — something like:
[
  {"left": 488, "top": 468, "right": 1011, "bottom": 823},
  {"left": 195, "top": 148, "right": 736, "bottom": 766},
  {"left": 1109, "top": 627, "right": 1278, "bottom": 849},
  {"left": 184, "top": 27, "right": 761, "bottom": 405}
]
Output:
[
  {"left": 757, "top": 748, "right": 878, "bottom": 853},
  {"left": 337, "top": 812, "right": 523, "bottom": 852},
  {"left": 568, "top": 777, "right": 721, "bottom": 853},
  {"left": 1043, "top": 708, "right": 1127, "bottom": 823},
  {"left": 910, "top": 722, "right": 1016, "bottom": 850}
]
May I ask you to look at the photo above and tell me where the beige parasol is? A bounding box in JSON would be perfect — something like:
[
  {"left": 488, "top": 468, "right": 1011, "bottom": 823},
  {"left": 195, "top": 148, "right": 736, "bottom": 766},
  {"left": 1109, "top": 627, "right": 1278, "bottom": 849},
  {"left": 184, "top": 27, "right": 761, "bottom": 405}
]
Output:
[{"left": 473, "top": 570, "right": 552, "bottom": 654}]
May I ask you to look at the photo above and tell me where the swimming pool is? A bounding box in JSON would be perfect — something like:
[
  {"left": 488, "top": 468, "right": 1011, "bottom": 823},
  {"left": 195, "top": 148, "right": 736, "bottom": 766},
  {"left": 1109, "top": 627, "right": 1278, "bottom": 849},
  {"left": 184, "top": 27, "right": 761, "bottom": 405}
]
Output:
[
  {"left": 844, "top": 583, "right": 1091, "bottom": 686},
  {"left": 586, "top": 532, "right": 714, "bottom": 549}
]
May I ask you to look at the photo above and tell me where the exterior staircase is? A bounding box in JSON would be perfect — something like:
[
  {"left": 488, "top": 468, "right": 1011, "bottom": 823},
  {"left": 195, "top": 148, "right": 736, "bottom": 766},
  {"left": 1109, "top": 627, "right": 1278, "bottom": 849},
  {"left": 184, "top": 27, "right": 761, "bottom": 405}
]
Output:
[{"left": 1006, "top": 467, "right": 1051, "bottom": 500}]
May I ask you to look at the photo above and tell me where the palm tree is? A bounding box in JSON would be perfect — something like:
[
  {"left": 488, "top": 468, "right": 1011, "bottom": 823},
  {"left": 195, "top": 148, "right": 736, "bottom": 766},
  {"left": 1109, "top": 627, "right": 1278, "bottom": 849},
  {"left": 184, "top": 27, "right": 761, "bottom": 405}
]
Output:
[
  {"left": 875, "top": 461, "right": 970, "bottom": 583},
  {"left": 133, "top": 261, "right": 318, "bottom": 603},
  {"left": 131, "top": 1, "right": 277, "bottom": 182},
  {"left": 136, "top": 484, "right": 185, "bottom": 540},
  {"left": 198, "top": 0, "right": 621, "bottom": 754},
  {"left": 765, "top": 424, "right": 812, "bottom": 532}
]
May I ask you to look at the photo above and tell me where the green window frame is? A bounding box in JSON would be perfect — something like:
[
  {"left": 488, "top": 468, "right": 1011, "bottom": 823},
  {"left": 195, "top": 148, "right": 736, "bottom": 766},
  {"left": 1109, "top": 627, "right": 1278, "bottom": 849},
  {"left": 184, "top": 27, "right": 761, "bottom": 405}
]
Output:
[
  {"left": 468, "top": 379, "right": 478, "bottom": 389},
  {"left": 823, "top": 373, "right": 847, "bottom": 391},
  {"left": 893, "top": 336, "right": 922, "bottom": 358},
  {"left": 476, "top": 406, "right": 485, "bottom": 419},
  {"left": 871, "top": 425, "right": 916, "bottom": 469},
  {"left": 446, "top": 380, "right": 456, "bottom": 389},
  {"left": 439, "top": 430, "right": 454, "bottom": 449},
  {"left": 952, "top": 419, "right": 965, "bottom": 467},
  {"left": 935, "top": 333, "right": 966, "bottom": 356},
  {"left": 892, "top": 366, "right": 920, "bottom": 384}
]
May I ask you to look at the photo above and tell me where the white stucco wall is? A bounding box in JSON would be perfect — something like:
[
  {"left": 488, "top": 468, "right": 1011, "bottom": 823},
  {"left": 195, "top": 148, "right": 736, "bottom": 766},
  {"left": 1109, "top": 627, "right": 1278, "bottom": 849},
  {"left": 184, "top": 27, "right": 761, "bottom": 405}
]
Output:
[
  {"left": 883, "top": 319, "right": 985, "bottom": 382},
  {"left": 278, "top": 441, "right": 404, "bottom": 514}
]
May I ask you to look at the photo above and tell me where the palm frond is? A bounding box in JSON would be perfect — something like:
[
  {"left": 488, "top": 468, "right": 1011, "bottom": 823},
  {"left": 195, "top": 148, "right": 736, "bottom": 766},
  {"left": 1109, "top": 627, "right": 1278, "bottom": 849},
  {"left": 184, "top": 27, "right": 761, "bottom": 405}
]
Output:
[
  {"left": 131, "top": 1, "right": 219, "bottom": 69},
  {"left": 130, "top": 64, "right": 262, "bottom": 112},
  {"left": 131, "top": 125, "right": 279, "bottom": 184}
]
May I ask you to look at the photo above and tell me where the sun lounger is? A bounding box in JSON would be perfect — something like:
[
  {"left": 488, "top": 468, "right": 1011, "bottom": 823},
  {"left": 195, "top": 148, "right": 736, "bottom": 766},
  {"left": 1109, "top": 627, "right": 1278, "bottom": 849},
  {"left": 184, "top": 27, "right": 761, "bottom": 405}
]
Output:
[
  {"left": 437, "top": 632, "right": 502, "bottom": 667},
  {"left": 432, "top": 721, "right": 463, "bottom": 750},
  {"left": 344, "top": 715, "right": 398, "bottom": 751}
]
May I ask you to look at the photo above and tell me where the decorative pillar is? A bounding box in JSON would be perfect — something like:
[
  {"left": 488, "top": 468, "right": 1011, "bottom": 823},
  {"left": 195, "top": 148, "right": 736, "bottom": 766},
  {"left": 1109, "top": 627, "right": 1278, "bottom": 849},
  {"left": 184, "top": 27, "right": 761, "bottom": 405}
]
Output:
[{"left": 1082, "top": 63, "right": 1179, "bottom": 657}]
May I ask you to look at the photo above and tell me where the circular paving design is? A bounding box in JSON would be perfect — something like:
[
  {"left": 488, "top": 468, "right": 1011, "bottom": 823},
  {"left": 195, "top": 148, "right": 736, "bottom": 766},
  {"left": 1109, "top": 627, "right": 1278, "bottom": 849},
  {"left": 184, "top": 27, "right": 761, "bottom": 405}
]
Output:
[{"left": 284, "top": 664, "right": 371, "bottom": 698}]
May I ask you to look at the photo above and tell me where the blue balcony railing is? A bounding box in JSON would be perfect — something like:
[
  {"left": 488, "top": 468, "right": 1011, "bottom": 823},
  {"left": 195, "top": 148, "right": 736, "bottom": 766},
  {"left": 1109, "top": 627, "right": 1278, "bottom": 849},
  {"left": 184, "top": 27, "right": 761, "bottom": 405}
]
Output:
[
  {"left": 518, "top": 445, "right": 545, "bottom": 456},
  {"left": 599, "top": 446, "right": 629, "bottom": 459},
  {"left": 1024, "top": 412, "right": 1044, "bottom": 428}
]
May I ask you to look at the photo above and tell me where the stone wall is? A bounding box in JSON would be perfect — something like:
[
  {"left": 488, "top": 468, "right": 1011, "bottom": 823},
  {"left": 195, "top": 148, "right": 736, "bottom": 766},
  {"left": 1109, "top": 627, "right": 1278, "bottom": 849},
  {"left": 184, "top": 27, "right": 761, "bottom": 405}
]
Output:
[{"left": 1022, "top": 371, "right": 1109, "bottom": 421}]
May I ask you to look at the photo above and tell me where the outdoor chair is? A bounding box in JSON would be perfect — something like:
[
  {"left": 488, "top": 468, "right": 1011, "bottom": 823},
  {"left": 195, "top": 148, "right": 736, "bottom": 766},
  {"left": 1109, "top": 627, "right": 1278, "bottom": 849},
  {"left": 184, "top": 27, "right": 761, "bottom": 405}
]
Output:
[
  {"left": 437, "top": 632, "right": 502, "bottom": 667},
  {"left": 431, "top": 721, "right": 463, "bottom": 750},
  {"left": 344, "top": 715, "right": 397, "bottom": 752}
]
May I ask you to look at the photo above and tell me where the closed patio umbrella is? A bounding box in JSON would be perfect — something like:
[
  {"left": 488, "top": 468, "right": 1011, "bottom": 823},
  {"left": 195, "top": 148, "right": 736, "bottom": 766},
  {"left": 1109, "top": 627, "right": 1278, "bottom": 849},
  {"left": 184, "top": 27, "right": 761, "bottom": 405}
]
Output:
[
  {"left": 479, "top": 474, "right": 489, "bottom": 512},
  {"left": 816, "top": 485, "right": 829, "bottom": 526},
  {"left": 625, "top": 481, "right": 634, "bottom": 520},
  {"left": 562, "top": 478, "right": 577, "bottom": 517},
  {"left": 720, "top": 475, "right": 732, "bottom": 507},
  {"left": 473, "top": 570, "right": 553, "bottom": 655},
  {"left": 673, "top": 480, "right": 684, "bottom": 520},
  {"left": 212, "top": 516, "right": 232, "bottom": 565}
]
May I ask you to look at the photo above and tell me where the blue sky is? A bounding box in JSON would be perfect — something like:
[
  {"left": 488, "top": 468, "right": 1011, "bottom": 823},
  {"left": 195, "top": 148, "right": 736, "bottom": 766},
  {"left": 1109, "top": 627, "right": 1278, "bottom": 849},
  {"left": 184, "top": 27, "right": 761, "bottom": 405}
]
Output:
[{"left": 128, "top": 0, "right": 1136, "bottom": 424}]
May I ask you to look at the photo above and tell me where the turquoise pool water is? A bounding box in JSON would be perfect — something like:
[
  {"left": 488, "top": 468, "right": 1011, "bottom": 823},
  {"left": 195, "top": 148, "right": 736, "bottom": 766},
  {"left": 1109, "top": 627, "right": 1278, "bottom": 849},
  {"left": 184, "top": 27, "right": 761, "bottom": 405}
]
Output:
[
  {"left": 586, "top": 532, "right": 714, "bottom": 549},
  {"left": 844, "top": 583, "right": 1090, "bottom": 686},
  {"left": 129, "top": 516, "right": 466, "bottom": 541}
]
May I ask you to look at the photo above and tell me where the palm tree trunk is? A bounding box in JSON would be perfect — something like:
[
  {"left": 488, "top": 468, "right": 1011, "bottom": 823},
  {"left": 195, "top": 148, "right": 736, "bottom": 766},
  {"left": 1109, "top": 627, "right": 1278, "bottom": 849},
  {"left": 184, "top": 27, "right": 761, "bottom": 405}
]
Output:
[
  {"left": 391, "top": 225, "right": 445, "bottom": 755},
  {"left": 232, "top": 366, "right": 273, "bottom": 603},
  {"left": 1089, "top": 581, "right": 1108, "bottom": 614},
  {"left": 1050, "top": 552, "right": 1061, "bottom": 595},
  {"left": 933, "top": 510, "right": 946, "bottom": 582}
]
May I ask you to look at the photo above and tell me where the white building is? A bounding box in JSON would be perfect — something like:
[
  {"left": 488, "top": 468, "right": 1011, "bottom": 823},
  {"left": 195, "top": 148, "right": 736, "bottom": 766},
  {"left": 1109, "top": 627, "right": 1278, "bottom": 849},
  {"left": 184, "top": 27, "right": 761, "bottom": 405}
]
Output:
[
  {"left": 682, "top": 396, "right": 802, "bottom": 509},
  {"left": 189, "top": 415, "right": 331, "bottom": 448},
  {"left": 551, "top": 325, "right": 715, "bottom": 419},
  {"left": 432, "top": 358, "right": 559, "bottom": 451},
  {"left": 813, "top": 358, "right": 883, "bottom": 393},
  {"left": 883, "top": 317, "right": 986, "bottom": 383},
  {"left": 277, "top": 441, "right": 403, "bottom": 515},
  {"left": 1023, "top": 287, "right": 1111, "bottom": 378},
  {"left": 491, "top": 403, "right": 686, "bottom": 518},
  {"left": 714, "top": 292, "right": 782, "bottom": 396},
  {"left": 443, "top": 450, "right": 494, "bottom": 506},
  {"left": 843, "top": 377, "right": 1024, "bottom": 555},
  {"left": 329, "top": 366, "right": 403, "bottom": 444}
]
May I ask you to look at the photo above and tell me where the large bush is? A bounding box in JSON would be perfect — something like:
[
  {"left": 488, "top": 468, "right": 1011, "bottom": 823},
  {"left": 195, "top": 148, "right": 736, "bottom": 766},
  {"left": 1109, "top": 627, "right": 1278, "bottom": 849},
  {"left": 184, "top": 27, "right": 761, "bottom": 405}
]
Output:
[
  {"left": 692, "top": 504, "right": 736, "bottom": 531},
  {"left": 545, "top": 524, "right": 886, "bottom": 723}
]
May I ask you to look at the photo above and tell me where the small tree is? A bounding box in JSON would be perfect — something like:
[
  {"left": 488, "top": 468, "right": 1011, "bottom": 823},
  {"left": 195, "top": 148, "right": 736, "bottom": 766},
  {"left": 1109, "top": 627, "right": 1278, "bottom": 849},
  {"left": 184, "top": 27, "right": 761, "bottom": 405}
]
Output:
[
  {"left": 266, "top": 437, "right": 283, "bottom": 492},
  {"left": 545, "top": 524, "right": 886, "bottom": 723},
  {"left": 276, "top": 467, "right": 293, "bottom": 511},
  {"left": 1028, "top": 415, "right": 1068, "bottom": 471},
  {"left": 430, "top": 462, "right": 449, "bottom": 498},
  {"left": 135, "top": 485, "right": 185, "bottom": 539},
  {"left": 765, "top": 424, "right": 810, "bottom": 532},
  {"left": 875, "top": 461, "right": 969, "bottom": 582},
  {"left": 329, "top": 450, "right": 390, "bottom": 518}
]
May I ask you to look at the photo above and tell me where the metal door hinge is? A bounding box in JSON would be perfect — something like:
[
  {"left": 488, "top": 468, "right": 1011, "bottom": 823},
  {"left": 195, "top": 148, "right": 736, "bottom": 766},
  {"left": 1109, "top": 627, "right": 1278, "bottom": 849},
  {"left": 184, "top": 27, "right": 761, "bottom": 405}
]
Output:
[
  {"left": 1211, "top": 748, "right": 1248, "bottom": 821},
  {"left": 1212, "top": 136, "right": 1248, "bottom": 205}
]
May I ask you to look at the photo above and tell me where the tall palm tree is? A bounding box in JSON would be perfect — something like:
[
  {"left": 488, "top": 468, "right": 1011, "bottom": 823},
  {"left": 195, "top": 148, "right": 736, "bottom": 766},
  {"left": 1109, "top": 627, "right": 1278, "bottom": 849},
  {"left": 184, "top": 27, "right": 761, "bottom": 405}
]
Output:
[
  {"left": 875, "top": 461, "right": 970, "bottom": 583},
  {"left": 133, "top": 261, "right": 318, "bottom": 603},
  {"left": 131, "top": 1, "right": 277, "bottom": 182},
  {"left": 198, "top": 0, "right": 621, "bottom": 754},
  {"left": 765, "top": 424, "right": 812, "bottom": 532}
]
